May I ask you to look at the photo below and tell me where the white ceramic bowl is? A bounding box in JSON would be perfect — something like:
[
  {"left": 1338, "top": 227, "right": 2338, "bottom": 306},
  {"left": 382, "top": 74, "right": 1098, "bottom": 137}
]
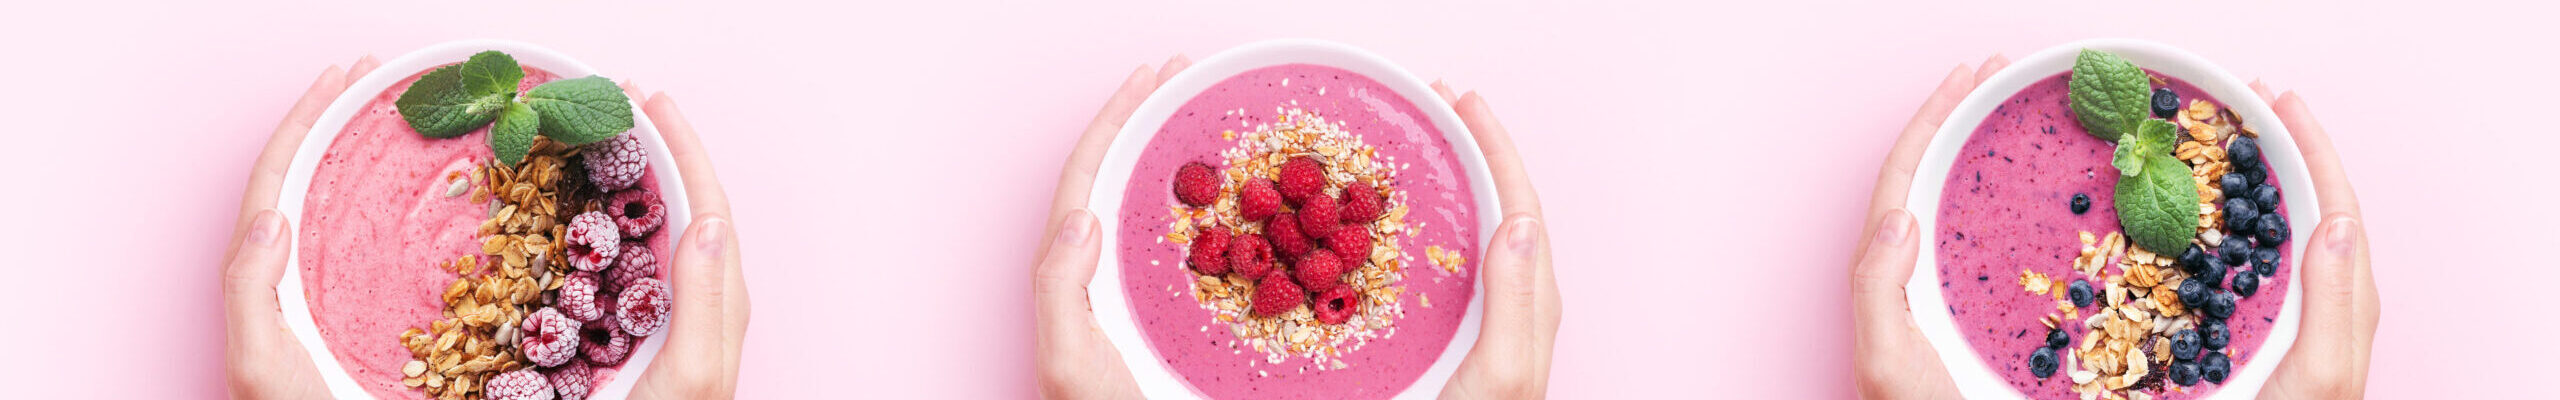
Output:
[
  {"left": 274, "top": 39, "right": 686, "bottom": 399},
  {"left": 1085, "top": 39, "right": 1501, "bottom": 399},
  {"left": 1904, "top": 38, "right": 2317, "bottom": 399}
]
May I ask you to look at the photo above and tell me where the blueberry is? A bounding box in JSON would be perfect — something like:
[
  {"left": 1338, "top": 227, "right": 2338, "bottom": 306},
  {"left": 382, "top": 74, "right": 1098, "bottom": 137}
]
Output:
[
  {"left": 2195, "top": 256, "right": 2227, "bottom": 289},
  {"left": 2219, "top": 236, "right": 2255, "bottom": 266},
  {"left": 2178, "top": 244, "right": 2211, "bottom": 273},
  {"left": 2170, "top": 360, "right": 2203, "bottom": 386},
  {"left": 2229, "top": 135, "right": 2262, "bottom": 170},
  {"left": 2232, "top": 269, "right": 2260, "bottom": 297},
  {"left": 2177, "top": 278, "right": 2209, "bottom": 308},
  {"left": 2244, "top": 166, "right": 2267, "bottom": 186},
  {"left": 2257, "top": 212, "right": 2291, "bottom": 246},
  {"left": 2151, "top": 88, "right": 2180, "bottom": 118},
  {"left": 2206, "top": 291, "right": 2238, "bottom": 320},
  {"left": 2068, "top": 279, "right": 2095, "bottom": 307},
  {"left": 2070, "top": 193, "right": 2091, "bottom": 215},
  {"left": 2252, "top": 184, "right": 2283, "bottom": 210},
  {"left": 2201, "top": 352, "right": 2232, "bottom": 384},
  {"left": 2220, "top": 173, "right": 2250, "bottom": 201},
  {"left": 2223, "top": 198, "right": 2259, "bottom": 236},
  {"left": 2252, "top": 248, "right": 2281, "bottom": 277},
  {"left": 2201, "top": 319, "right": 2231, "bottom": 350},
  {"left": 2047, "top": 328, "right": 2072, "bottom": 349},
  {"left": 2170, "top": 329, "right": 2202, "bottom": 361},
  {"left": 2030, "top": 346, "right": 2060, "bottom": 378}
]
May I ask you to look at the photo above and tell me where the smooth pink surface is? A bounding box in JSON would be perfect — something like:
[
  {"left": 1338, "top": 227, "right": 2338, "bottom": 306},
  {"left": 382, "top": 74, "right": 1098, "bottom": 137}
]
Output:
[{"left": 0, "top": 1, "right": 2547, "bottom": 398}]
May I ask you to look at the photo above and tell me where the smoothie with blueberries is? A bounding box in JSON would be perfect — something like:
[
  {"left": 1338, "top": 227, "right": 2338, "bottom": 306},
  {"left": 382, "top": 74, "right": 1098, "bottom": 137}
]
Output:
[
  {"left": 1117, "top": 64, "right": 1479, "bottom": 399},
  {"left": 1936, "top": 51, "right": 2292, "bottom": 400}
]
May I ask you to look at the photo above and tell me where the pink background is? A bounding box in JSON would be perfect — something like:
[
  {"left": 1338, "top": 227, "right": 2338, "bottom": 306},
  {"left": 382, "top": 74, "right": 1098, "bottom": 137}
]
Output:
[{"left": 0, "top": 1, "right": 2549, "bottom": 397}]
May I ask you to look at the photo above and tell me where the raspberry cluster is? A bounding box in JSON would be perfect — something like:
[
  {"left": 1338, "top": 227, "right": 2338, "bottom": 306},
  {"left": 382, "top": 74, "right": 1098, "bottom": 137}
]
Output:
[{"left": 1179, "top": 156, "right": 1389, "bottom": 323}]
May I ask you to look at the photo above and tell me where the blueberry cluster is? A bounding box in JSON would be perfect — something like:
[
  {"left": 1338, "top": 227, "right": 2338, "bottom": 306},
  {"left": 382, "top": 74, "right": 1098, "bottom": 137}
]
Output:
[
  {"left": 2215, "top": 134, "right": 2289, "bottom": 288},
  {"left": 2030, "top": 326, "right": 2070, "bottom": 379}
]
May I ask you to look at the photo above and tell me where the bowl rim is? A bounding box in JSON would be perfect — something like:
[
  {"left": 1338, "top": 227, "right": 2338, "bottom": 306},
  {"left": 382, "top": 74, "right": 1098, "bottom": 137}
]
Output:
[
  {"left": 1082, "top": 38, "right": 1501, "bottom": 399},
  {"left": 272, "top": 39, "right": 687, "bottom": 400},
  {"left": 1902, "top": 38, "right": 2318, "bottom": 399}
]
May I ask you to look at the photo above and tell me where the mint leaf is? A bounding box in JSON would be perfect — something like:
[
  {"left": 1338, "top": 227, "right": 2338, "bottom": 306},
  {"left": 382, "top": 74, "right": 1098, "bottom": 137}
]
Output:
[
  {"left": 522, "top": 76, "right": 634, "bottom": 145},
  {"left": 2112, "top": 135, "right": 2146, "bottom": 176},
  {"left": 2111, "top": 119, "right": 2179, "bottom": 177},
  {"left": 2116, "top": 149, "right": 2201, "bottom": 254},
  {"left": 491, "top": 102, "right": 539, "bottom": 166},
  {"left": 396, "top": 53, "right": 521, "bottom": 138},
  {"left": 2067, "top": 49, "right": 2150, "bottom": 142}
]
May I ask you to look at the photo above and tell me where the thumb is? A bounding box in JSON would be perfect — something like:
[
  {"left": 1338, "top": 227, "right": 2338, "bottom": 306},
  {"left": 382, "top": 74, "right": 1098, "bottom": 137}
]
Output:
[
  {"left": 1851, "top": 209, "right": 1922, "bottom": 339},
  {"left": 1034, "top": 210, "right": 1103, "bottom": 328},
  {"left": 1474, "top": 215, "right": 1546, "bottom": 354},
  {"left": 224, "top": 209, "right": 293, "bottom": 341},
  {"left": 659, "top": 216, "right": 732, "bottom": 365},
  {"left": 2277, "top": 215, "right": 2370, "bottom": 379}
]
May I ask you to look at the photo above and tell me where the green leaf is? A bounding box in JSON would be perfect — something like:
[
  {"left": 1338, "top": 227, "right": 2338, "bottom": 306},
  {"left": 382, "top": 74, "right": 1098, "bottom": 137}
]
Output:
[
  {"left": 396, "top": 52, "right": 523, "bottom": 138},
  {"left": 2111, "top": 119, "right": 2180, "bottom": 177},
  {"left": 491, "top": 102, "right": 539, "bottom": 166},
  {"left": 459, "top": 51, "right": 524, "bottom": 99},
  {"left": 2112, "top": 135, "right": 2145, "bottom": 176},
  {"left": 2116, "top": 150, "right": 2201, "bottom": 254},
  {"left": 522, "top": 76, "right": 634, "bottom": 145},
  {"left": 2067, "top": 49, "right": 2151, "bottom": 142}
]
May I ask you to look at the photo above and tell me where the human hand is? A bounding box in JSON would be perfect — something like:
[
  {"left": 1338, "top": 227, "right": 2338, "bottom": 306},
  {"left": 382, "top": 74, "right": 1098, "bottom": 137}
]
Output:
[
  {"left": 2246, "top": 83, "right": 2377, "bottom": 400},
  {"left": 1849, "top": 56, "right": 2008, "bottom": 400},
  {"left": 225, "top": 55, "right": 379, "bottom": 399},
  {"left": 1032, "top": 56, "right": 1190, "bottom": 400},
  {"left": 620, "top": 84, "right": 754, "bottom": 400},
  {"left": 1428, "top": 82, "right": 1561, "bottom": 400}
]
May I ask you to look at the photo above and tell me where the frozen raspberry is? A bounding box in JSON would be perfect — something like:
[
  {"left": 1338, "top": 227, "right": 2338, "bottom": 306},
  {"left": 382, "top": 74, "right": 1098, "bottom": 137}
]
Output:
[
  {"left": 582, "top": 325, "right": 632, "bottom": 365},
  {"left": 1172, "top": 161, "right": 1221, "bottom": 207},
  {"left": 559, "top": 272, "right": 606, "bottom": 321},
  {"left": 1340, "top": 181, "right": 1385, "bottom": 223},
  {"left": 1252, "top": 270, "right": 1306, "bottom": 317},
  {"left": 1238, "top": 178, "right": 1285, "bottom": 222},
  {"left": 1277, "top": 156, "right": 1328, "bottom": 206},
  {"left": 1326, "top": 226, "right": 1373, "bottom": 262},
  {"left": 1229, "top": 233, "right": 1275, "bottom": 279},
  {"left": 617, "top": 277, "right": 673, "bottom": 337},
  {"left": 1293, "top": 248, "right": 1346, "bottom": 293},
  {"left": 583, "top": 134, "right": 648, "bottom": 192},
  {"left": 520, "top": 307, "right": 583, "bottom": 368},
  {"left": 565, "top": 211, "right": 623, "bottom": 272},
  {"left": 485, "top": 369, "right": 555, "bottom": 400},
  {"left": 1312, "top": 285, "right": 1360, "bottom": 324},
  {"left": 1188, "top": 226, "right": 1232, "bottom": 275},
  {"left": 611, "top": 245, "right": 660, "bottom": 290},
  {"left": 1297, "top": 195, "right": 1341, "bottom": 238},
  {"left": 1266, "top": 212, "right": 1313, "bottom": 261},
  {"left": 609, "top": 188, "right": 666, "bottom": 238},
  {"left": 546, "top": 361, "right": 594, "bottom": 400}
]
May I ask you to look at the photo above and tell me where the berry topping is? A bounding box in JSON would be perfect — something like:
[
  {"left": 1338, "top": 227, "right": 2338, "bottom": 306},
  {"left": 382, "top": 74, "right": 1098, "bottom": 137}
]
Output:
[
  {"left": 2251, "top": 248, "right": 2281, "bottom": 278},
  {"left": 2067, "top": 279, "right": 2096, "bottom": 307},
  {"left": 1312, "top": 285, "right": 1360, "bottom": 324},
  {"left": 2217, "top": 236, "right": 2254, "bottom": 266},
  {"left": 1172, "top": 161, "right": 1221, "bottom": 207},
  {"left": 610, "top": 188, "right": 666, "bottom": 238},
  {"left": 1266, "top": 212, "right": 1313, "bottom": 260},
  {"left": 558, "top": 272, "right": 606, "bottom": 321},
  {"left": 2242, "top": 165, "right": 2267, "bottom": 187},
  {"left": 1251, "top": 270, "right": 1305, "bottom": 317},
  {"left": 520, "top": 307, "right": 583, "bottom": 368},
  {"left": 611, "top": 246, "right": 660, "bottom": 291},
  {"left": 2201, "top": 352, "right": 2232, "bottom": 384},
  {"left": 485, "top": 368, "right": 556, "bottom": 400},
  {"left": 565, "top": 211, "right": 624, "bottom": 272},
  {"left": 546, "top": 361, "right": 594, "bottom": 400},
  {"left": 2228, "top": 135, "right": 2262, "bottom": 171},
  {"left": 2203, "top": 291, "right": 2237, "bottom": 320},
  {"left": 2194, "top": 256, "right": 2226, "bottom": 289},
  {"left": 2232, "top": 269, "right": 2261, "bottom": 297},
  {"left": 1238, "top": 179, "right": 1286, "bottom": 222},
  {"left": 2045, "top": 328, "right": 2070, "bottom": 349},
  {"left": 2200, "top": 319, "right": 2230, "bottom": 350},
  {"left": 1189, "top": 226, "right": 1233, "bottom": 275},
  {"left": 2176, "top": 278, "right": 2208, "bottom": 309},
  {"left": 583, "top": 134, "right": 648, "bottom": 192},
  {"left": 1325, "top": 226, "right": 1373, "bottom": 262},
  {"left": 2256, "top": 213, "right": 2291, "bottom": 246},
  {"left": 1229, "top": 233, "right": 1275, "bottom": 279},
  {"left": 1297, "top": 195, "right": 1341, "bottom": 238},
  {"left": 582, "top": 326, "right": 632, "bottom": 365},
  {"left": 2251, "top": 184, "right": 2282, "bottom": 211},
  {"left": 2069, "top": 193, "right": 2091, "bottom": 215},
  {"left": 1293, "top": 248, "right": 1346, "bottom": 294},
  {"left": 1277, "top": 157, "right": 1327, "bottom": 206},
  {"left": 2150, "top": 88, "right": 2180, "bottom": 118},
  {"left": 2177, "top": 244, "right": 2211, "bottom": 274},
  {"left": 2170, "top": 329, "right": 2201, "bottom": 361},
  {"left": 1339, "top": 181, "right": 1386, "bottom": 223},
  {"left": 2221, "top": 173, "right": 2251, "bottom": 202},
  {"left": 2223, "top": 198, "right": 2259, "bottom": 236},
  {"left": 617, "top": 278, "right": 673, "bottom": 337},
  {"left": 2168, "top": 361, "right": 2202, "bottom": 386},
  {"left": 2029, "top": 346, "right": 2059, "bottom": 379}
]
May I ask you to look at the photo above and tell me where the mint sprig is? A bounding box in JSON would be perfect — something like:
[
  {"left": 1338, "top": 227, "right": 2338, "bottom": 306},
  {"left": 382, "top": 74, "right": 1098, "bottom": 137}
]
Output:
[
  {"left": 2107, "top": 114, "right": 2201, "bottom": 253},
  {"left": 2067, "top": 49, "right": 2150, "bottom": 142},
  {"left": 391, "top": 51, "right": 635, "bottom": 165}
]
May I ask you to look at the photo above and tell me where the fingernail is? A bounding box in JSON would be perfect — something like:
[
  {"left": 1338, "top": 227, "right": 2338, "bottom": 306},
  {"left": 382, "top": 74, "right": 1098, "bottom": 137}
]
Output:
[
  {"left": 1059, "top": 209, "right": 1096, "bottom": 246},
  {"left": 2321, "top": 217, "right": 2359, "bottom": 256},
  {"left": 1876, "top": 209, "right": 1914, "bottom": 245},
  {"left": 1503, "top": 217, "right": 1541, "bottom": 257},
  {"left": 249, "top": 210, "right": 283, "bottom": 246},
  {"left": 692, "top": 217, "right": 729, "bottom": 256}
]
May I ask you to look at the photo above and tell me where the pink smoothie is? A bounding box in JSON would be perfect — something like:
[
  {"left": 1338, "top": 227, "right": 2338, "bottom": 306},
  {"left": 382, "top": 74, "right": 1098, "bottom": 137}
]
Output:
[
  {"left": 299, "top": 66, "right": 669, "bottom": 399},
  {"left": 1117, "top": 64, "right": 1479, "bottom": 399},
  {"left": 1934, "top": 72, "right": 2290, "bottom": 399}
]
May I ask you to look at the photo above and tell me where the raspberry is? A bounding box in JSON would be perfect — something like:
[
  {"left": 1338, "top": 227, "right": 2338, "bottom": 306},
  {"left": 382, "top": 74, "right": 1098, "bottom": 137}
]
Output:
[
  {"left": 1188, "top": 226, "right": 1231, "bottom": 275},
  {"left": 546, "top": 361, "right": 594, "bottom": 400},
  {"left": 520, "top": 307, "right": 583, "bottom": 368},
  {"left": 1340, "top": 181, "right": 1385, "bottom": 223},
  {"left": 485, "top": 369, "right": 556, "bottom": 400},
  {"left": 1297, "top": 195, "right": 1341, "bottom": 237},
  {"left": 1277, "top": 157, "right": 1327, "bottom": 206},
  {"left": 1325, "top": 227, "right": 1373, "bottom": 264},
  {"left": 582, "top": 325, "right": 632, "bottom": 365},
  {"left": 610, "top": 188, "right": 666, "bottom": 238},
  {"left": 1312, "top": 285, "right": 1360, "bottom": 324},
  {"left": 611, "top": 245, "right": 660, "bottom": 290},
  {"left": 1238, "top": 179, "right": 1285, "bottom": 222},
  {"left": 1266, "top": 212, "right": 1313, "bottom": 261},
  {"left": 1172, "top": 161, "right": 1221, "bottom": 207},
  {"left": 1293, "top": 248, "right": 1345, "bottom": 293},
  {"left": 1229, "top": 233, "right": 1275, "bottom": 279},
  {"left": 583, "top": 134, "right": 648, "bottom": 192},
  {"left": 1251, "top": 270, "right": 1306, "bottom": 317},
  {"left": 559, "top": 272, "right": 606, "bottom": 321},
  {"left": 617, "top": 277, "right": 673, "bottom": 337},
  {"left": 565, "top": 211, "right": 623, "bottom": 272}
]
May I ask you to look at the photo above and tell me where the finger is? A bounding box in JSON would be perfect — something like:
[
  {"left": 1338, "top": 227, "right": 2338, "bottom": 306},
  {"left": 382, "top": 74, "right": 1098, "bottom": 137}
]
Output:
[
  {"left": 1475, "top": 216, "right": 1546, "bottom": 349},
  {"left": 2249, "top": 80, "right": 2278, "bottom": 104},
  {"left": 2269, "top": 92, "right": 2360, "bottom": 217},
  {"left": 2285, "top": 216, "right": 2366, "bottom": 366},
  {"left": 1974, "top": 55, "right": 2010, "bottom": 86},
  {"left": 1431, "top": 80, "right": 1459, "bottom": 107},
  {"left": 233, "top": 64, "right": 352, "bottom": 256},
  {"left": 1154, "top": 55, "right": 1191, "bottom": 85},
  {"left": 1451, "top": 92, "right": 1543, "bottom": 218},
  {"left": 347, "top": 55, "right": 381, "bottom": 84},
  {"left": 1042, "top": 65, "right": 1161, "bottom": 250},
  {"left": 658, "top": 216, "right": 732, "bottom": 367},
  {"left": 1032, "top": 210, "right": 1103, "bottom": 340},
  {"left": 1850, "top": 209, "right": 1922, "bottom": 343},
  {"left": 223, "top": 210, "right": 293, "bottom": 347},
  {"left": 620, "top": 80, "right": 645, "bottom": 100},
  {"left": 1860, "top": 64, "right": 1976, "bottom": 251},
  {"left": 642, "top": 93, "right": 733, "bottom": 218}
]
